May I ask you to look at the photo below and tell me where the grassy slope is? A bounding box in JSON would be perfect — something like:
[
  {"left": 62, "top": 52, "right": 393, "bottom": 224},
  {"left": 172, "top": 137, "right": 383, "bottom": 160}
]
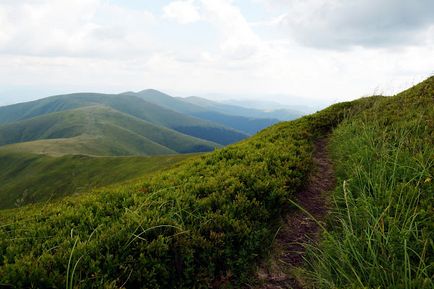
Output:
[
  {"left": 306, "top": 77, "right": 433, "bottom": 288},
  {"left": 0, "top": 151, "right": 193, "bottom": 210},
  {"left": 0, "top": 93, "right": 248, "bottom": 145},
  {"left": 0, "top": 105, "right": 221, "bottom": 156},
  {"left": 0, "top": 78, "right": 431, "bottom": 288}
]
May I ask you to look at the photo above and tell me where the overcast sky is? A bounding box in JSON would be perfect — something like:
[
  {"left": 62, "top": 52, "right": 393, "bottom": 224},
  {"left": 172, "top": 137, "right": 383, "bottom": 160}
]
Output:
[{"left": 0, "top": 0, "right": 433, "bottom": 107}]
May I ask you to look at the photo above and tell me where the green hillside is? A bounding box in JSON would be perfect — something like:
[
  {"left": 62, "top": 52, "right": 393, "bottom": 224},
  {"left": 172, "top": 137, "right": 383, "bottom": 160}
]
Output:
[
  {"left": 0, "top": 93, "right": 248, "bottom": 146},
  {"left": 0, "top": 105, "right": 221, "bottom": 156},
  {"left": 0, "top": 77, "right": 432, "bottom": 288},
  {"left": 0, "top": 151, "right": 194, "bottom": 210}
]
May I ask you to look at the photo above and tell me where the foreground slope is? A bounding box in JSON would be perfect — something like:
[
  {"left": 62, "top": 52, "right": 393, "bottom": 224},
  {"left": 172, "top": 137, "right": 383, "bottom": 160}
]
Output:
[
  {"left": 0, "top": 93, "right": 248, "bottom": 146},
  {"left": 0, "top": 106, "right": 220, "bottom": 156},
  {"left": 0, "top": 152, "right": 193, "bottom": 209},
  {"left": 0, "top": 77, "right": 432, "bottom": 288}
]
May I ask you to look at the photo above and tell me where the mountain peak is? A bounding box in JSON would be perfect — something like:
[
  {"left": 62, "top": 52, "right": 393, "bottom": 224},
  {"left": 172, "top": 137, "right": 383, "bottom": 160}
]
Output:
[{"left": 136, "top": 89, "right": 169, "bottom": 96}]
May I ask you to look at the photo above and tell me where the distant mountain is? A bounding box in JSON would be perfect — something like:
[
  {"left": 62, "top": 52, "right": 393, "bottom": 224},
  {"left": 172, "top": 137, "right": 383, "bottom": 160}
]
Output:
[
  {"left": 125, "top": 89, "right": 280, "bottom": 134},
  {"left": 123, "top": 89, "right": 200, "bottom": 114},
  {"left": 0, "top": 105, "right": 221, "bottom": 156},
  {"left": 220, "top": 99, "right": 316, "bottom": 114},
  {"left": 183, "top": 96, "right": 304, "bottom": 120},
  {"left": 0, "top": 93, "right": 248, "bottom": 149}
]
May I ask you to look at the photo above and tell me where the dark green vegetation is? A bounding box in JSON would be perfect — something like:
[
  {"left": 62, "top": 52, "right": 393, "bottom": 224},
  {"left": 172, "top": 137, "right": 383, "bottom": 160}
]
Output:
[
  {"left": 0, "top": 78, "right": 432, "bottom": 288},
  {"left": 306, "top": 77, "right": 433, "bottom": 288},
  {"left": 0, "top": 92, "right": 248, "bottom": 155},
  {"left": 124, "top": 89, "right": 281, "bottom": 135},
  {"left": 0, "top": 151, "right": 192, "bottom": 210}
]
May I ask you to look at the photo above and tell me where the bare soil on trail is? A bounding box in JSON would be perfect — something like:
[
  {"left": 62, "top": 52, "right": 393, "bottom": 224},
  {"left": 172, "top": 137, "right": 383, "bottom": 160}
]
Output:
[{"left": 252, "top": 138, "right": 336, "bottom": 289}]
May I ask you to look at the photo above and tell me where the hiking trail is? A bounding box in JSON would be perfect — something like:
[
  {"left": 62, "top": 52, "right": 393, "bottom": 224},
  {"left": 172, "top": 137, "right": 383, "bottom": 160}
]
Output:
[{"left": 253, "top": 138, "right": 336, "bottom": 289}]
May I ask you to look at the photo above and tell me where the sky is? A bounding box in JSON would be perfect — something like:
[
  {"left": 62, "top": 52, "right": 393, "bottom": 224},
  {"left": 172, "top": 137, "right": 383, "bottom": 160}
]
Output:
[{"left": 0, "top": 0, "right": 433, "bottom": 107}]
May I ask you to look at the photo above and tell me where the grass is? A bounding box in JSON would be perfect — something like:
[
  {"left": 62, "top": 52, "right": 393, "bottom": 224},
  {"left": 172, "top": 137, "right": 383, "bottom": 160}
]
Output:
[
  {"left": 0, "top": 151, "right": 194, "bottom": 209},
  {"left": 304, "top": 77, "right": 433, "bottom": 288}
]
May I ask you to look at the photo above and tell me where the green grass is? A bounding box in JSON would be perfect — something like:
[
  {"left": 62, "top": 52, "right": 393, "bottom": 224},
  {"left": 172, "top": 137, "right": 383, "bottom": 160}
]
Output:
[
  {"left": 305, "top": 77, "right": 433, "bottom": 288},
  {"left": 0, "top": 151, "right": 194, "bottom": 209}
]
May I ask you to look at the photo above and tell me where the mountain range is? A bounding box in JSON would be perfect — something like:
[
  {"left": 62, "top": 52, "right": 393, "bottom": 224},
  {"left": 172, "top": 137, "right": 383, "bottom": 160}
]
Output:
[
  {"left": 0, "top": 90, "right": 297, "bottom": 156},
  {"left": 122, "top": 89, "right": 303, "bottom": 134}
]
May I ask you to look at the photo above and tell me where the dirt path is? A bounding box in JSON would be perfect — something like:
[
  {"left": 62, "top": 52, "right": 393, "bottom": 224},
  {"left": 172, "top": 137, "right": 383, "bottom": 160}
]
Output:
[{"left": 253, "top": 138, "right": 335, "bottom": 289}]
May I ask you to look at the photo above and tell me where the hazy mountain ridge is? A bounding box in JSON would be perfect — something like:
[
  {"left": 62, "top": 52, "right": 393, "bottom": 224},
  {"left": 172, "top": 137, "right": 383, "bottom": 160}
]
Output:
[
  {"left": 125, "top": 89, "right": 282, "bottom": 134},
  {"left": 183, "top": 96, "right": 304, "bottom": 120},
  {"left": 220, "top": 98, "right": 316, "bottom": 114}
]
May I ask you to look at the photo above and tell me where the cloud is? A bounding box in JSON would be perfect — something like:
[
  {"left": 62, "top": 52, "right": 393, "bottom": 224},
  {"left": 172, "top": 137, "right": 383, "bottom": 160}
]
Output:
[
  {"left": 163, "top": 0, "right": 201, "bottom": 24},
  {"left": 261, "top": 0, "right": 434, "bottom": 49},
  {"left": 199, "top": 0, "right": 265, "bottom": 60},
  {"left": 0, "top": 0, "right": 155, "bottom": 58}
]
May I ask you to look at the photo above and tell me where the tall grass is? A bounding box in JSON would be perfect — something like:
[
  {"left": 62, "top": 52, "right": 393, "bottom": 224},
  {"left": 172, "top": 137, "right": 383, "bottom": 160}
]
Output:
[{"left": 306, "top": 115, "right": 433, "bottom": 288}]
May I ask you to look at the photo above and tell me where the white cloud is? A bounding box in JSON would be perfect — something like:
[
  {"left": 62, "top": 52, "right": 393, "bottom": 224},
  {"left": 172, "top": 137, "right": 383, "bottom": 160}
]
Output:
[
  {"left": 0, "top": 0, "right": 155, "bottom": 58},
  {"left": 200, "top": 0, "right": 262, "bottom": 60},
  {"left": 163, "top": 0, "right": 201, "bottom": 24}
]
